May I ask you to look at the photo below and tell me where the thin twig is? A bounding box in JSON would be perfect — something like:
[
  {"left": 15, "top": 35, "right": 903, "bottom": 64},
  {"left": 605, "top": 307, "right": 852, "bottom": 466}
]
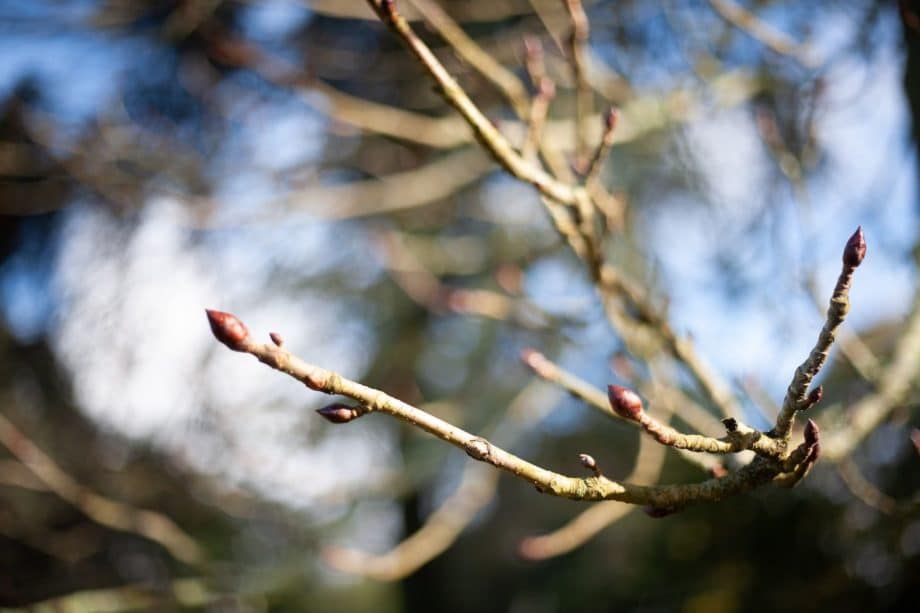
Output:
[
  {"left": 519, "top": 429, "right": 667, "bottom": 560},
  {"left": 562, "top": 0, "right": 593, "bottom": 171},
  {"left": 368, "top": 0, "right": 583, "bottom": 206},
  {"left": 823, "top": 287, "right": 920, "bottom": 459},
  {"left": 707, "top": 0, "right": 818, "bottom": 68},
  {"left": 584, "top": 107, "right": 618, "bottom": 189},
  {"left": 206, "top": 309, "right": 791, "bottom": 510},
  {"left": 775, "top": 227, "right": 867, "bottom": 439},
  {"left": 0, "top": 412, "right": 204, "bottom": 566},
  {"left": 522, "top": 77, "right": 557, "bottom": 163},
  {"left": 406, "top": 0, "right": 531, "bottom": 117},
  {"left": 836, "top": 459, "right": 898, "bottom": 515},
  {"left": 805, "top": 276, "right": 882, "bottom": 383},
  {"left": 324, "top": 381, "right": 563, "bottom": 580},
  {"left": 600, "top": 265, "right": 744, "bottom": 420}
]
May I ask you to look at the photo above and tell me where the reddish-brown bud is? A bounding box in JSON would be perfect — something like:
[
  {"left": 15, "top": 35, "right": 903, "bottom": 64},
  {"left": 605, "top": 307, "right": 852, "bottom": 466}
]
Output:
[
  {"left": 805, "top": 385, "right": 823, "bottom": 409},
  {"left": 269, "top": 332, "right": 284, "bottom": 347},
  {"left": 842, "top": 226, "right": 867, "bottom": 268},
  {"left": 709, "top": 463, "right": 728, "bottom": 479},
  {"left": 316, "top": 403, "right": 366, "bottom": 424},
  {"left": 911, "top": 429, "right": 920, "bottom": 455},
  {"left": 604, "top": 107, "right": 619, "bottom": 133},
  {"left": 804, "top": 418, "right": 820, "bottom": 448},
  {"left": 607, "top": 385, "right": 643, "bottom": 421},
  {"left": 578, "top": 453, "right": 598, "bottom": 472},
  {"left": 205, "top": 309, "right": 250, "bottom": 352},
  {"left": 538, "top": 77, "right": 556, "bottom": 99}
]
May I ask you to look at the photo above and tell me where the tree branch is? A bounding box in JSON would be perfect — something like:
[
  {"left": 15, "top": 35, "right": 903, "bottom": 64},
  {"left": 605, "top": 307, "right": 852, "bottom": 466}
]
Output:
[{"left": 206, "top": 310, "right": 808, "bottom": 511}]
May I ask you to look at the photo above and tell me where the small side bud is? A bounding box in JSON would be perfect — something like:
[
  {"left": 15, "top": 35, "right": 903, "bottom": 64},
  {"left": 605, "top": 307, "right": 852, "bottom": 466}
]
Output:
[
  {"left": 842, "top": 226, "right": 867, "bottom": 268},
  {"left": 603, "top": 106, "right": 618, "bottom": 133},
  {"left": 316, "top": 403, "right": 366, "bottom": 424},
  {"left": 205, "top": 309, "right": 250, "bottom": 352},
  {"left": 607, "top": 385, "right": 643, "bottom": 421},
  {"left": 709, "top": 463, "right": 728, "bottom": 479},
  {"left": 722, "top": 417, "right": 738, "bottom": 433},
  {"left": 805, "top": 385, "right": 823, "bottom": 409},
  {"left": 269, "top": 332, "right": 284, "bottom": 347},
  {"left": 578, "top": 453, "right": 598, "bottom": 473}
]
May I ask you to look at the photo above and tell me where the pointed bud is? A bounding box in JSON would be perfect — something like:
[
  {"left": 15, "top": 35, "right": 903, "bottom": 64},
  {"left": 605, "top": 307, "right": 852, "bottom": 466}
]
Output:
[
  {"left": 578, "top": 453, "right": 598, "bottom": 472},
  {"left": 909, "top": 428, "right": 920, "bottom": 455},
  {"left": 316, "top": 403, "right": 366, "bottom": 424},
  {"left": 804, "top": 418, "right": 820, "bottom": 448},
  {"left": 604, "top": 107, "right": 618, "bottom": 133},
  {"left": 269, "top": 332, "right": 284, "bottom": 347},
  {"left": 709, "top": 463, "right": 728, "bottom": 479},
  {"left": 842, "top": 226, "right": 866, "bottom": 268},
  {"left": 805, "top": 385, "right": 823, "bottom": 409},
  {"left": 607, "top": 385, "right": 643, "bottom": 421},
  {"left": 205, "top": 309, "right": 250, "bottom": 352}
]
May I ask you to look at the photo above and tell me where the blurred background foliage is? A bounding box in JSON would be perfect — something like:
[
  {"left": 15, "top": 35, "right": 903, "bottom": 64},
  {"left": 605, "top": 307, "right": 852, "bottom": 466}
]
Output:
[{"left": 0, "top": 0, "right": 918, "bottom": 611}]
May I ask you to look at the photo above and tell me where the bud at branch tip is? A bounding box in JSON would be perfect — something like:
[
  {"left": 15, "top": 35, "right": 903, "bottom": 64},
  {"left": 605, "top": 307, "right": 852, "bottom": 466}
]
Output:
[
  {"left": 842, "top": 226, "right": 866, "bottom": 268},
  {"left": 607, "top": 385, "right": 643, "bottom": 421},
  {"left": 205, "top": 309, "right": 250, "bottom": 352}
]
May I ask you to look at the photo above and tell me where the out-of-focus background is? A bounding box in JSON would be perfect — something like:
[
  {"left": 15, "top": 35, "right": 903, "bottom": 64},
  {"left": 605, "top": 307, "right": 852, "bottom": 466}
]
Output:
[{"left": 0, "top": 1, "right": 918, "bottom": 611}]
